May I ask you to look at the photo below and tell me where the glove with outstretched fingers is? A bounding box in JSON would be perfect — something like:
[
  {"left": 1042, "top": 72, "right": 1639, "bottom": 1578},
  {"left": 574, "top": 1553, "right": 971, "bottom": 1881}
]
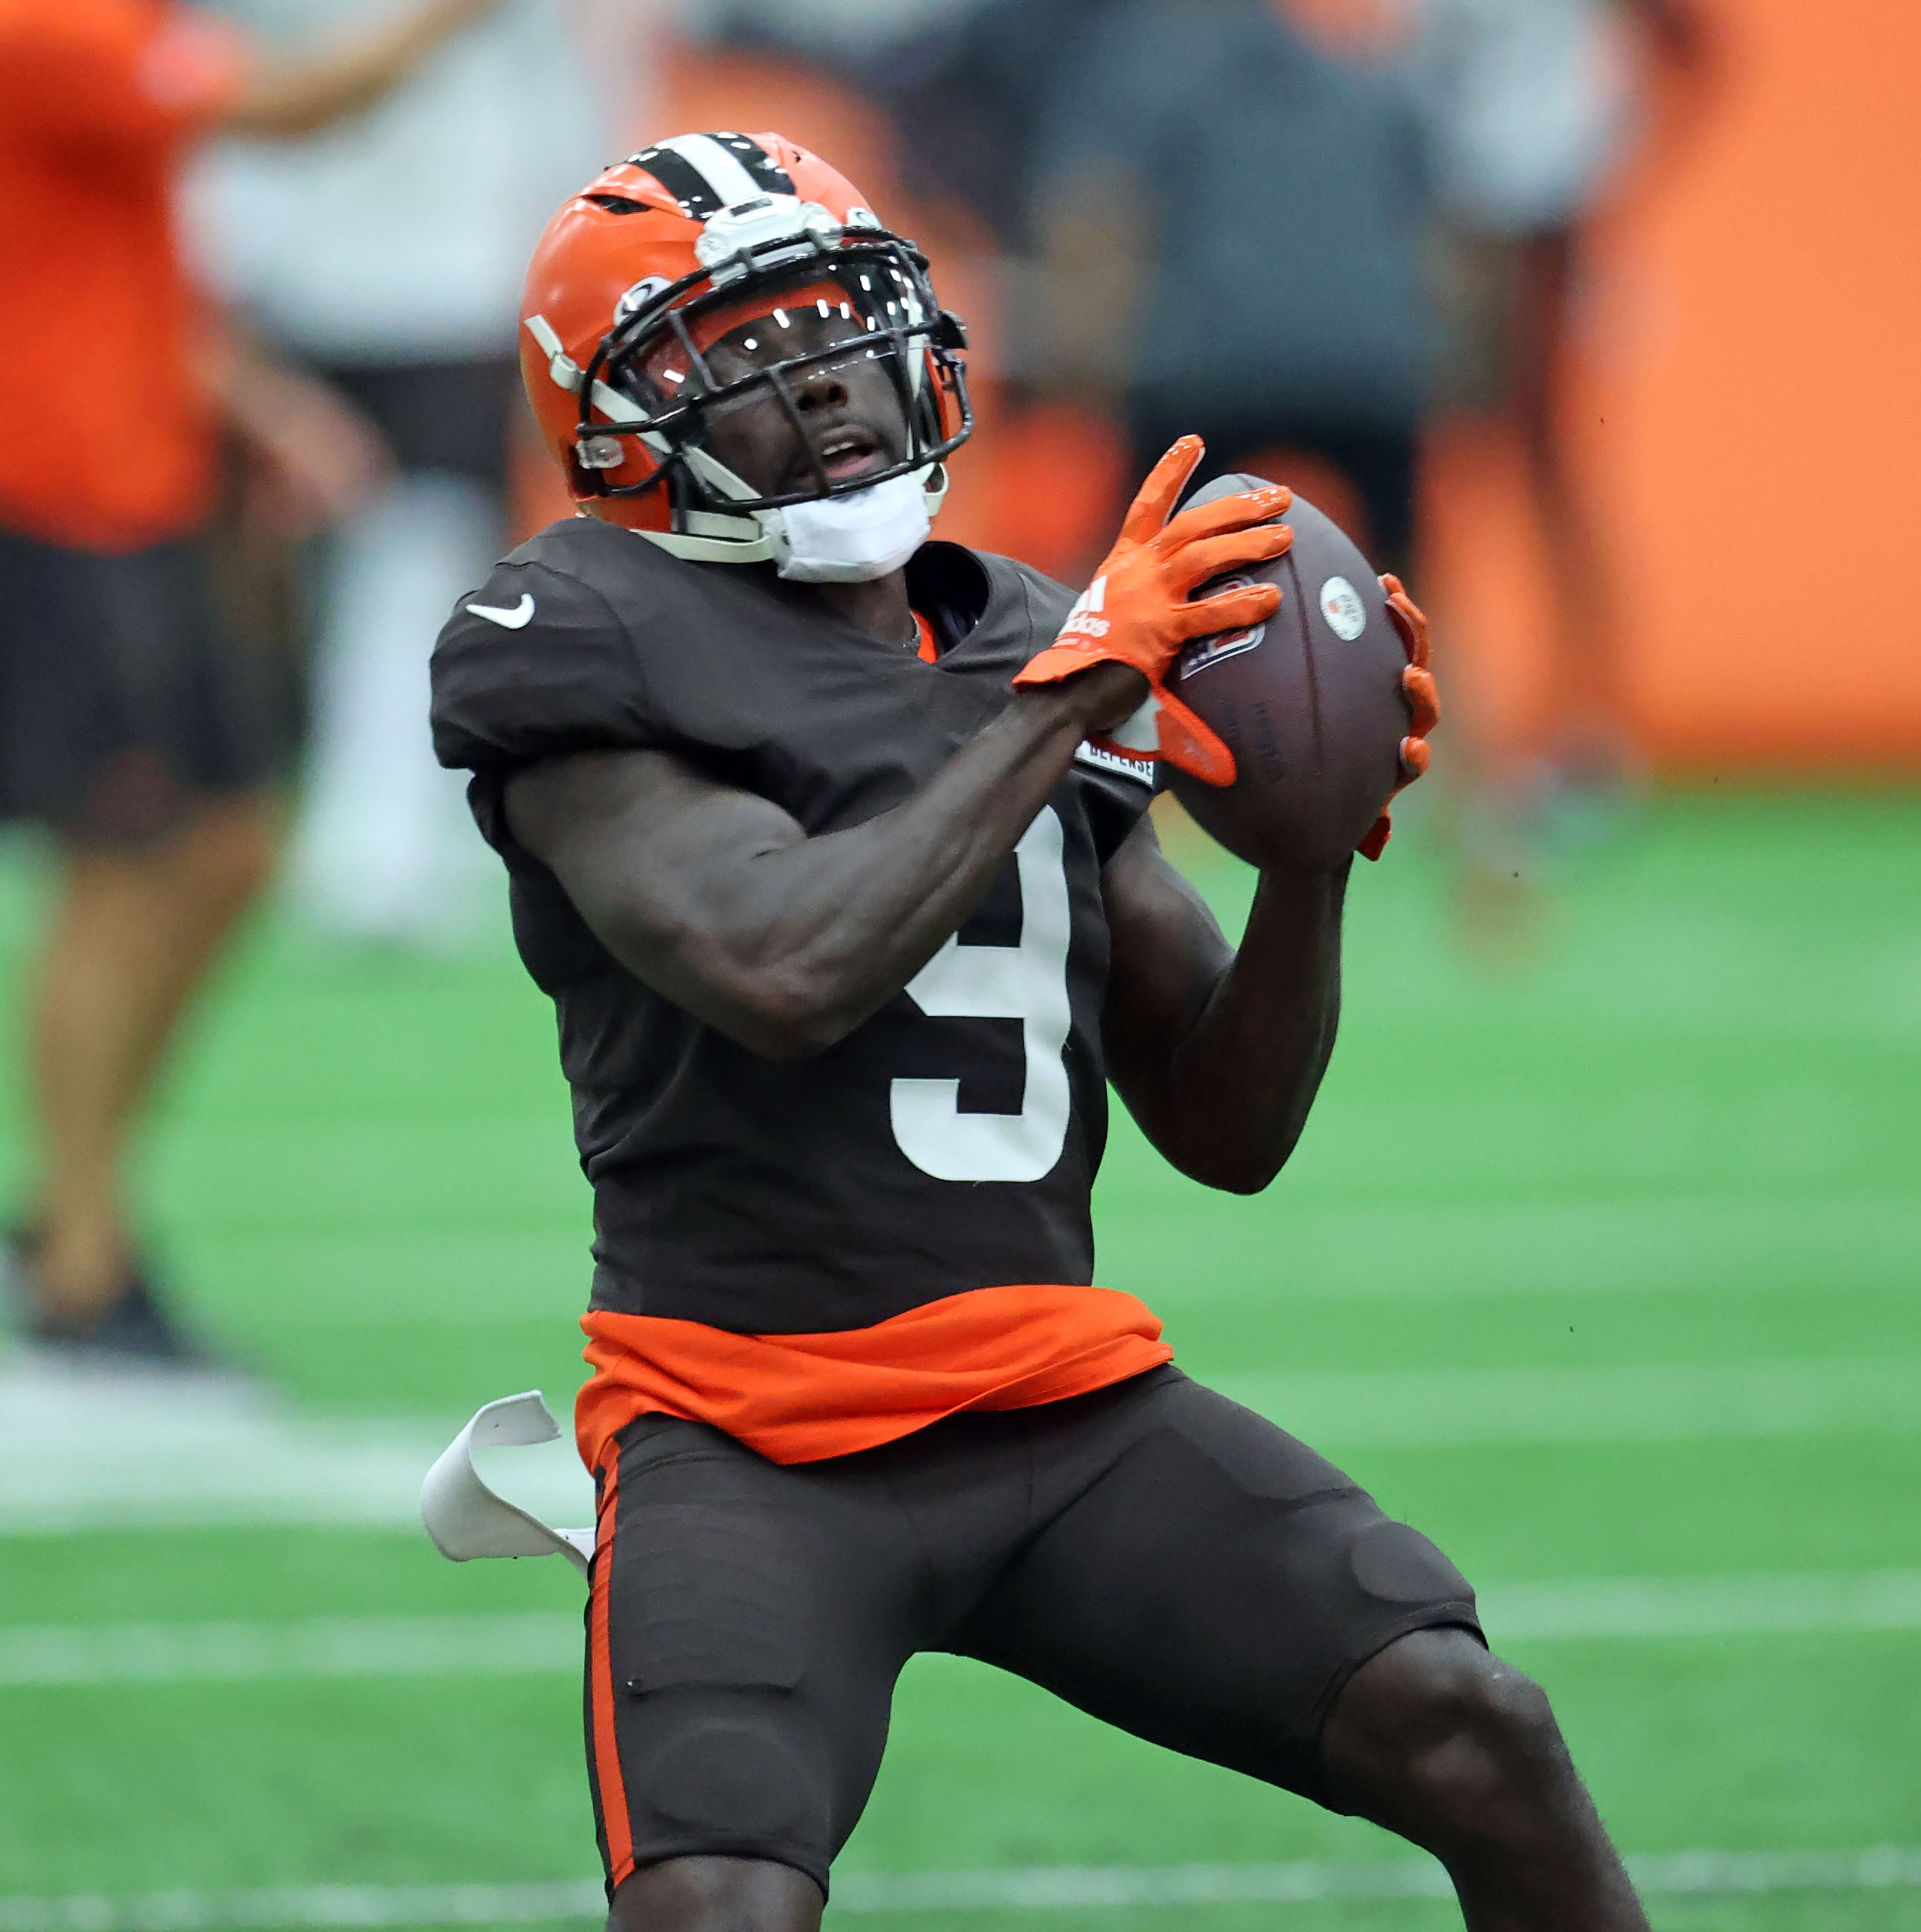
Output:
[{"left": 1014, "top": 437, "right": 1292, "bottom": 786}]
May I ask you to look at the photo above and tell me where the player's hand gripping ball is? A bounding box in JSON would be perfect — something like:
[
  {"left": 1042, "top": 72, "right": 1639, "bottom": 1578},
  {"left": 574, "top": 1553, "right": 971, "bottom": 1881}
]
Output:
[
  {"left": 1013, "top": 437, "right": 1292, "bottom": 784},
  {"left": 1164, "top": 472, "right": 1440, "bottom": 870},
  {"left": 1359, "top": 574, "right": 1439, "bottom": 860}
]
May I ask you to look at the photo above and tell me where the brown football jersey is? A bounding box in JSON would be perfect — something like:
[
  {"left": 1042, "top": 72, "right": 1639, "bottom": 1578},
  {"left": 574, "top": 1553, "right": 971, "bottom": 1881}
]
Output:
[{"left": 432, "top": 519, "right": 1152, "bottom": 1336}]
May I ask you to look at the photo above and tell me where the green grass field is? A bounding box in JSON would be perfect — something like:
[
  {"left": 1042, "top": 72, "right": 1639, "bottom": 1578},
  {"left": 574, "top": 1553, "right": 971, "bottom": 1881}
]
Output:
[{"left": 1, "top": 791, "right": 1917, "bottom": 1928}]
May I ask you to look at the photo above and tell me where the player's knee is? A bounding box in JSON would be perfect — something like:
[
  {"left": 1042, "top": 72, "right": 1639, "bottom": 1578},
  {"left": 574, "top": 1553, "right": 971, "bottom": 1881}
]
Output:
[
  {"left": 1424, "top": 1652, "right": 1566, "bottom": 1812},
  {"left": 1324, "top": 1627, "right": 1571, "bottom": 1841},
  {"left": 609, "top": 1854, "right": 823, "bottom": 1932}
]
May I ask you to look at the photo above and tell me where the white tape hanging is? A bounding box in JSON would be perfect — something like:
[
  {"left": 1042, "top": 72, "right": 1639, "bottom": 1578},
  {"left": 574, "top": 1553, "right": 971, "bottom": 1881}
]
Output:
[{"left": 419, "top": 1391, "right": 593, "bottom": 1579}]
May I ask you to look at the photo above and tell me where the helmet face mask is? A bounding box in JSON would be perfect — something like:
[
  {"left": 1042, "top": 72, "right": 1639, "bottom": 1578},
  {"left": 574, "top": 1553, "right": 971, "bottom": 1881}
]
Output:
[
  {"left": 579, "top": 231, "right": 969, "bottom": 518},
  {"left": 690, "top": 313, "right": 914, "bottom": 507}
]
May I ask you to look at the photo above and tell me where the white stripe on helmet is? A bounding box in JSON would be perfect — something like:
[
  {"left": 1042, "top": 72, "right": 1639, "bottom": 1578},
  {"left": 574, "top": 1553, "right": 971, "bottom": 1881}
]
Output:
[{"left": 654, "top": 132, "right": 769, "bottom": 211}]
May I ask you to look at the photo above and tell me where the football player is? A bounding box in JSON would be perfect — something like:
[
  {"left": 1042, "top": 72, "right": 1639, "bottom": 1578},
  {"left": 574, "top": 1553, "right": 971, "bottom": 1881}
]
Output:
[{"left": 431, "top": 133, "right": 1646, "bottom": 1932}]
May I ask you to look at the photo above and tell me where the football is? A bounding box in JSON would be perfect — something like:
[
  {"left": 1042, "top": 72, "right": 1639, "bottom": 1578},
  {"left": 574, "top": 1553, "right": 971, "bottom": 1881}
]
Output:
[{"left": 1165, "top": 474, "right": 1408, "bottom": 871}]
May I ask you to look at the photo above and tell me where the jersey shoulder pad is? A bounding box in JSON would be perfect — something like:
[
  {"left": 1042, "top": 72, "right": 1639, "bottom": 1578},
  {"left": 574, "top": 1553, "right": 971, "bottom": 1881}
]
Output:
[{"left": 430, "top": 526, "right": 661, "bottom": 780}]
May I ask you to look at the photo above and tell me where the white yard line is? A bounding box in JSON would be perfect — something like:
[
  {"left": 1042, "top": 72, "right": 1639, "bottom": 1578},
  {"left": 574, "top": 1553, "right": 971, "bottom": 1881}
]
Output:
[
  {"left": 3, "top": 1350, "right": 1917, "bottom": 1537},
  {"left": 1482, "top": 1568, "right": 1921, "bottom": 1641},
  {"left": 0, "top": 1356, "right": 591, "bottom": 1535},
  {"left": 0, "top": 1878, "right": 606, "bottom": 1932},
  {"left": 1219, "top": 1356, "right": 1921, "bottom": 1445},
  {"left": 4, "top": 1344, "right": 1917, "bottom": 1538},
  {"left": 4, "top": 1572, "right": 1919, "bottom": 1689},
  {"left": 0, "top": 1613, "right": 584, "bottom": 1687},
  {"left": 3, "top": 1849, "right": 1920, "bottom": 1929}
]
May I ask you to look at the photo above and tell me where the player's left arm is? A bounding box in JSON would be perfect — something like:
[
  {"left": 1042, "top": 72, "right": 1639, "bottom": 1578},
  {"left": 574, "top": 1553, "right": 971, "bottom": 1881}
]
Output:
[{"left": 1100, "top": 817, "right": 1346, "bottom": 1194}]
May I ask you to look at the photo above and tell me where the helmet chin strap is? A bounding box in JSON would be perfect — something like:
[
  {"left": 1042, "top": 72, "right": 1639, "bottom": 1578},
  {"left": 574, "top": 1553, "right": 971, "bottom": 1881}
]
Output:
[{"left": 640, "top": 447, "right": 949, "bottom": 572}]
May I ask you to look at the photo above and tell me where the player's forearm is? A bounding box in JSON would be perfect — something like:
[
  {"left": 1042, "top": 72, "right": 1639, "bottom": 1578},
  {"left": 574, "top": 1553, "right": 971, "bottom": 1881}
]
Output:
[
  {"left": 699, "top": 684, "right": 1118, "bottom": 1056},
  {"left": 528, "top": 670, "right": 1141, "bottom": 1061},
  {"left": 1151, "top": 864, "right": 1348, "bottom": 1193},
  {"left": 220, "top": 0, "right": 494, "bottom": 139}
]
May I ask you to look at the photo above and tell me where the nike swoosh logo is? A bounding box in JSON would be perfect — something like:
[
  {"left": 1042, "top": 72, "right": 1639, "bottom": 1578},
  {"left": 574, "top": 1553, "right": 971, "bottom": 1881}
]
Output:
[{"left": 464, "top": 593, "right": 535, "bottom": 629}]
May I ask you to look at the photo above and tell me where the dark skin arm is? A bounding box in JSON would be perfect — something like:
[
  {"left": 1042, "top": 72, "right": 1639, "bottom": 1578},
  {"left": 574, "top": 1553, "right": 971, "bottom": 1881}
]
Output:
[
  {"left": 507, "top": 665, "right": 1344, "bottom": 1192},
  {"left": 1100, "top": 815, "right": 1347, "bottom": 1194},
  {"left": 505, "top": 663, "right": 1146, "bottom": 1062}
]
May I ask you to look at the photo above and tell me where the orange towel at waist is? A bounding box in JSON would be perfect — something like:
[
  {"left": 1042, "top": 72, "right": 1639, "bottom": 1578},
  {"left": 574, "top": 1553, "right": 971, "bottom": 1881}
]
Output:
[{"left": 576, "top": 1283, "right": 1173, "bottom": 1472}]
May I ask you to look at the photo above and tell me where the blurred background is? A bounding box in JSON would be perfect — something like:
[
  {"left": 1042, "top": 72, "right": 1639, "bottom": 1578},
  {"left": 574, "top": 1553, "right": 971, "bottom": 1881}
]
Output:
[{"left": 1, "top": 0, "right": 1917, "bottom": 1925}]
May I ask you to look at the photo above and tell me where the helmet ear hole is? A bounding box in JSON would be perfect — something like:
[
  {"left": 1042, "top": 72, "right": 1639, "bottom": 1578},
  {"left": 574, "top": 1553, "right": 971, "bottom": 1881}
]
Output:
[{"left": 564, "top": 449, "right": 600, "bottom": 496}]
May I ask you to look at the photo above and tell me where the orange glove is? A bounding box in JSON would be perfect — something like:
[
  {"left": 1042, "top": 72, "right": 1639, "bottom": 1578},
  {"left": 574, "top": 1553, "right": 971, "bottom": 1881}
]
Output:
[
  {"left": 1357, "top": 574, "right": 1440, "bottom": 860},
  {"left": 1013, "top": 437, "right": 1292, "bottom": 786}
]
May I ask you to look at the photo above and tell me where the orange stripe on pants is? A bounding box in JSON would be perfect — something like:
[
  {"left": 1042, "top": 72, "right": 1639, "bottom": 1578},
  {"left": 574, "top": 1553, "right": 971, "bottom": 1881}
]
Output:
[{"left": 589, "top": 1454, "right": 635, "bottom": 1890}]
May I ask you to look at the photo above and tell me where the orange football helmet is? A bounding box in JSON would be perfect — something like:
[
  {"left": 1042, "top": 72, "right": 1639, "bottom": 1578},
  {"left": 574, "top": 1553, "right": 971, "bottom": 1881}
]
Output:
[{"left": 520, "top": 131, "right": 972, "bottom": 564}]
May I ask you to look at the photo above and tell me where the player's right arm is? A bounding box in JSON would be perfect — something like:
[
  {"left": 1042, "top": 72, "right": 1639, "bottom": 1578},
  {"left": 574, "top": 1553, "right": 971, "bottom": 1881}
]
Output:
[{"left": 503, "top": 664, "right": 1143, "bottom": 1062}]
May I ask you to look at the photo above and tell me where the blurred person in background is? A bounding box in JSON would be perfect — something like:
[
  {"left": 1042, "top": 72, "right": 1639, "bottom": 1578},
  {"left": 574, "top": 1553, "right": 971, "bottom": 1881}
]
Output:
[
  {"left": 873, "top": 0, "right": 1144, "bottom": 371},
  {"left": 0, "top": 0, "right": 504, "bottom": 1366},
  {"left": 1024, "top": 0, "right": 1437, "bottom": 581},
  {"left": 1405, "top": 0, "right": 1716, "bottom": 842},
  {"left": 187, "top": 0, "right": 624, "bottom": 951},
  {"left": 699, "top": 0, "right": 1436, "bottom": 580}
]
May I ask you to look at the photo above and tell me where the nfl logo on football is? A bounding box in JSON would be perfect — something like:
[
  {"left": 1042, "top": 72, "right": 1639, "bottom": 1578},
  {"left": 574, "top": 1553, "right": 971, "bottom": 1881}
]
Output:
[
  {"left": 1318, "top": 575, "right": 1367, "bottom": 641},
  {"left": 1178, "top": 573, "right": 1267, "bottom": 676}
]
